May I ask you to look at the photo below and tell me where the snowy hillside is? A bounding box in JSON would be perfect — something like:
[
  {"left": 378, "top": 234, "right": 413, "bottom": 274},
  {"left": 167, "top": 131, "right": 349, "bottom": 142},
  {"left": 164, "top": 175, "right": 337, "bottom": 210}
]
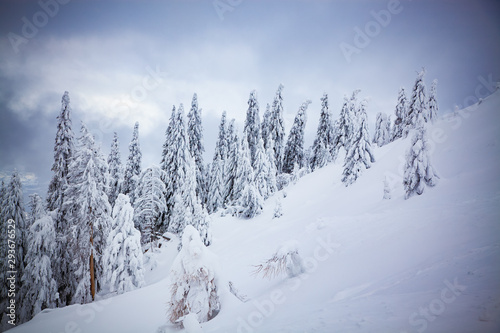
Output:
[{"left": 10, "top": 90, "right": 500, "bottom": 333}]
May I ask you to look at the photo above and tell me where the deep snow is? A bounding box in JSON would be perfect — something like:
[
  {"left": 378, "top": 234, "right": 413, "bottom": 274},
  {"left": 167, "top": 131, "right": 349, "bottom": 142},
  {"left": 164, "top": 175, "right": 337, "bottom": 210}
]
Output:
[{"left": 9, "top": 89, "right": 500, "bottom": 333}]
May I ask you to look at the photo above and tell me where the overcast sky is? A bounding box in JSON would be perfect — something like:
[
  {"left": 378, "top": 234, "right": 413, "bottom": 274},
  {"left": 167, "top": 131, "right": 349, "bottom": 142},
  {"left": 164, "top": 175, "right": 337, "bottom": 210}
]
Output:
[{"left": 1, "top": 0, "right": 499, "bottom": 203}]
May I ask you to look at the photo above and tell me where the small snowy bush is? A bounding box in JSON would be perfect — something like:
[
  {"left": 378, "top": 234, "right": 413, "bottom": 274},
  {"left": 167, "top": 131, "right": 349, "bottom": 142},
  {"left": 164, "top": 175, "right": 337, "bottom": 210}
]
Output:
[
  {"left": 253, "top": 241, "right": 305, "bottom": 279},
  {"left": 167, "top": 225, "right": 221, "bottom": 325}
]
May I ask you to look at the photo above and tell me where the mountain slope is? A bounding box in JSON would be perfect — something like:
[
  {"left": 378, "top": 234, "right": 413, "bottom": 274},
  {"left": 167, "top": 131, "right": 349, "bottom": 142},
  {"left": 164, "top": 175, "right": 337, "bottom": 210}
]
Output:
[{"left": 10, "top": 89, "right": 500, "bottom": 333}]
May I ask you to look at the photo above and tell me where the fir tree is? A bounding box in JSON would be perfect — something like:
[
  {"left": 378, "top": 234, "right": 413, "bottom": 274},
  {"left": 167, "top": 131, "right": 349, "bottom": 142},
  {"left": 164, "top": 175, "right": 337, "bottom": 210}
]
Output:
[
  {"left": 224, "top": 119, "right": 239, "bottom": 205},
  {"left": 47, "top": 91, "right": 75, "bottom": 215},
  {"left": 333, "top": 91, "right": 359, "bottom": 157},
  {"left": 104, "top": 194, "right": 145, "bottom": 294},
  {"left": 311, "top": 93, "right": 335, "bottom": 170},
  {"left": 19, "top": 202, "right": 58, "bottom": 322},
  {"left": 244, "top": 90, "right": 261, "bottom": 167},
  {"left": 253, "top": 137, "right": 272, "bottom": 199},
  {"left": 107, "top": 132, "right": 123, "bottom": 207},
  {"left": 428, "top": 79, "right": 439, "bottom": 123},
  {"left": 392, "top": 87, "right": 408, "bottom": 141},
  {"left": 134, "top": 165, "right": 167, "bottom": 247},
  {"left": 261, "top": 103, "right": 271, "bottom": 149},
  {"left": 207, "top": 150, "right": 225, "bottom": 213},
  {"left": 404, "top": 69, "right": 428, "bottom": 137},
  {"left": 269, "top": 84, "right": 286, "bottom": 173},
  {"left": 63, "top": 123, "right": 112, "bottom": 303},
  {"left": 403, "top": 124, "right": 439, "bottom": 199},
  {"left": 373, "top": 112, "right": 391, "bottom": 147},
  {"left": 187, "top": 93, "right": 206, "bottom": 202},
  {"left": 265, "top": 135, "right": 278, "bottom": 196},
  {"left": 283, "top": 100, "right": 311, "bottom": 174},
  {"left": 341, "top": 100, "right": 375, "bottom": 186},
  {"left": 235, "top": 136, "right": 263, "bottom": 218},
  {"left": 123, "top": 122, "right": 142, "bottom": 204}
]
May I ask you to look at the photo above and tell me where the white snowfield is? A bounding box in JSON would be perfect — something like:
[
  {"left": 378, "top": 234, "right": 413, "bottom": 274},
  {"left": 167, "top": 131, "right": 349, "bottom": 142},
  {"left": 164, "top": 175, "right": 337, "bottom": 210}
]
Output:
[{"left": 10, "top": 90, "right": 500, "bottom": 333}]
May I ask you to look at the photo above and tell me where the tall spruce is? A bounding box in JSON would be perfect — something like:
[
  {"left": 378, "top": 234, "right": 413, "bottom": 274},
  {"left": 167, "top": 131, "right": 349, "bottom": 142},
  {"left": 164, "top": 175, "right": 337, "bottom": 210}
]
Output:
[
  {"left": 261, "top": 103, "right": 271, "bottom": 149},
  {"left": 269, "top": 84, "right": 286, "bottom": 173},
  {"left": 47, "top": 91, "right": 75, "bottom": 215},
  {"left": 224, "top": 121, "right": 240, "bottom": 205},
  {"left": 187, "top": 93, "right": 206, "bottom": 202},
  {"left": 404, "top": 69, "right": 428, "bottom": 137},
  {"left": 341, "top": 100, "right": 375, "bottom": 186},
  {"left": 244, "top": 90, "right": 261, "bottom": 167},
  {"left": 373, "top": 112, "right": 391, "bottom": 147},
  {"left": 283, "top": 100, "right": 311, "bottom": 174},
  {"left": 62, "top": 123, "right": 112, "bottom": 304},
  {"left": 428, "top": 79, "right": 439, "bottom": 123},
  {"left": 392, "top": 87, "right": 408, "bottom": 141},
  {"left": 311, "top": 93, "right": 335, "bottom": 170},
  {"left": 333, "top": 91, "right": 359, "bottom": 157},
  {"left": 107, "top": 132, "right": 123, "bottom": 207},
  {"left": 253, "top": 137, "right": 273, "bottom": 200},
  {"left": 123, "top": 122, "right": 142, "bottom": 204}
]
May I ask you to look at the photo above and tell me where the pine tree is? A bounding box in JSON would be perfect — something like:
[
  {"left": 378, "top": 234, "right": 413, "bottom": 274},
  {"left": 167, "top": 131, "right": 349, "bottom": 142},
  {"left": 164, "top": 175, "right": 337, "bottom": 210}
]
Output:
[
  {"left": 392, "top": 87, "right": 408, "bottom": 141},
  {"left": 47, "top": 91, "right": 75, "bottom": 215},
  {"left": 187, "top": 93, "right": 206, "bottom": 202},
  {"left": 104, "top": 194, "right": 145, "bottom": 294},
  {"left": 403, "top": 124, "right": 439, "bottom": 199},
  {"left": 261, "top": 103, "right": 271, "bottom": 149},
  {"left": 134, "top": 165, "right": 167, "bottom": 247},
  {"left": 265, "top": 135, "right": 278, "bottom": 196},
  {"left": 224, "top": 119, "right": 239, "bottom": 205},
  {"left": 283, "top": 100, "right": 311, "bottom": 174},
  {"left": 253, "top": 138, "right": 272, "bottom": 199},
  {"left": 373, "top": 112, "right": 391, "bottom": 147},
  {"left": 123, "top": 122, "right": 142, "bottom": 204},
  {"left": 333, "top": 91, "right": 359, "bottom": 157},
  {"left": 404, "top": 69, "right": 428, "bottom": 137},
  {"left": 107, "top": 132, "right": 123, "bottom": 207},
  {"left": 269, "top": 84, "right": 286, "bottom": 173},
  {"left": 19, "top": 201, "right": 58, "bottom": 321},
  {"left": 167, "top": 225, "right": 220, "bottom": 324},
  {"left": 63, "top": 123, "right": 112, "bottom": 304},
  {"left": 428, "top": 79, "right": 439, "bottom": 123},
  {"left": 235, "top": 136, "right": 263, "bottom": 218},
  {"left": 244, "top": 90, "right": 261, "bottom": 167},
  {"left": 207, "top": 150, "right": 225, "bottom": 213},
  {"left": 342, "top": 100, "right": 375, "bottom": 186},
  {"left": 311, "top": 93, "right": 335, "bottom": 170}
]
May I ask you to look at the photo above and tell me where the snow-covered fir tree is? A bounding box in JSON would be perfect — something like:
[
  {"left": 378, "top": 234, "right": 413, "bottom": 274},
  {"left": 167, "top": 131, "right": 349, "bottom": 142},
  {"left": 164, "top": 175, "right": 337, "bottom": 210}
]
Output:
[
  {"left": 342, "top": 100, "right": 375, "bottom": 186},
  {"left": 46, "top": 91, "right": 75, "bottom": 214},
  {"left": 373, "top": 112, "right": 391, "bottom": 147},
  {"left": 207, "top": 150, "right": 225, "bottom": 213},
  {"left": 261, "top": 103, "right": 271, "bottom": 149},
  {"left": 253, "top": 137, "right": 273, "bottom": 199},
  {"left": 167, "top": 225, "right": 220, "bottom": 324},
  {"left": 134, "top": 164, "right": 167, "bottom": 247},
  {"left": 19, "top": 200, "right": 58, "bottom": 322},
  {"left": 403, "top": 124, "right": 439, "bottom": 199},
  {"left": 223, "top": 119, "right": 239, "bottom": 205},
  {"left": 187, "top": 93, "right": 206, "bottom": 203},
  {"left": 404, "top": 69, "right": 428, "bottom": 137},
  {"left": 333, "top": 91, "right": 359, "bottom": 157},
  {"left": 392, "top": 87, "right": 408, "bottom": 141},
  {"left": 244, "top": 90, "right": 261, "bottom": 167},
  {"left": 122, "top": 122, "right": 142, "bottom": 204},
  {"left": 235, "top": 135, "right": 263, "bottom": 218},
  {"left": 104, "top": 194, "right": 145, "bottom": 294},
  {"left": 311, "top": 93, "right": 335, "bottom": 170},
  {"left": 197, "top": 207, "right": 212, "bottom": 247},
  {"left": 282, "top": 100, "right": 311, "bottom": 174},
  {"left": 62, "top": 123, "right": 112, "bottom": 304},
  {"left": 428, "top": 79, "right": 439, "bottom": 123},
  {"left": 107, "top": 132, "right": 123, "bottom": 207},
  {"left": 265, "top": 134, "right": 278, "bottom": 196},
  {"left": 269, "top": 84, "right": 286, "bottom": 173}
]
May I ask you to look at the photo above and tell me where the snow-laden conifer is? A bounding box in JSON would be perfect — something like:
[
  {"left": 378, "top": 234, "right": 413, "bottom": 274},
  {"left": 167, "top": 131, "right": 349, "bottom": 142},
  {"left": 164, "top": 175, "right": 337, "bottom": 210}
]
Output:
[
  {"left": 187, "top": 93, "right": 206, "bottom": 202},
  {"left": 107, "top": 132, "right": 123, "bottom": 207},
  {"left": 19, "top": 201, "right": 58, "bottom": 321},
  {"left": 261, "top": 103, "right": 271, "bottom": 149},
  {"left": 333, "top": 91, "right": 359, "bottom": 157},
  {"left": 207, "top": 150, "right": 225, "bottom": 213},
  {"left": 167, "top": 225, "right": 221, "bottom": 324},
  {"left": 373, "top": 112, "right": 391, "bottom": 147},
  {"left": 253, "top": 137, "right": 272, "bottom": 199},
  {"left": 311, "top": 93, "right": 335, "bottom": 170},
  {"left": 342, "top": 100, "right": 375, "bottom": 186},
  {"left": 283, "top": 100, "right": 311, "bottom": 174},
  {"left": 244, "top": 90, "right": 261, "bottom": 167},
  {"left": 392, "top": 87, "right": 408, "bottom": 141},
  {"left": 224, "top": 119, "right": 239, "bottom": 205},
  {"left": 428, "top": 79, "right": 439, "bottom": 123},
  {"left": 404, "top": 69, "right": 428, "bottom": 137},
  {"left": 134, "top": 165, "right": 167, "bottom": 247},
  {"left": 269, "top": 84, "right": 286, "bottom": 173},
  {"left": 63, "top": 123, "right": 112, "bottom": 303},
  {"left": 122, "top": 122, "right": 142, "bottom": 204},
  {"left": 104, "top": 194, "right": 145, "bottom": 294},
  {"left": 403, "top": 124, "right": 439, "bottom": 199}
]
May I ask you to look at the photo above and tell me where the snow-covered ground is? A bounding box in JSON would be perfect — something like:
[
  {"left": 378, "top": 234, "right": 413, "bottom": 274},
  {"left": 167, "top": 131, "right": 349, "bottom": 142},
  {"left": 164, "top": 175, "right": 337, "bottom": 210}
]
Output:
[{"left": 10, "top": 90, "right": 500, "bottom": 333}]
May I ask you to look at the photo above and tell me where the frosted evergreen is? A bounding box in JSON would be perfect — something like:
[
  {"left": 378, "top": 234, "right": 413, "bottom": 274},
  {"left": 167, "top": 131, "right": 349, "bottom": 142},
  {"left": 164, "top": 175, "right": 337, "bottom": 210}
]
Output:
[
  {"left": 283, "top": 100, "right": 311, "bottom": 174},
  {"left": 392, "top": 87, "right": 408, "bottom": 141},
  {"left": 404, "top": 69, "right": 428, "bottom": 137},
  {"left": 122, "top": 122, "right": 142, "bottom": 204},
  {"left": 269, "top": 84, "right": 286, "bottom": 173},
  {"left": 428, "top": 79, "right": 439, "bottom": 123},
  {"left": 244, "top": 90, "right": 261, "bottom": 167},
  {"left": 235, "top": 136, "right": 263, "bottom": 218},
  {"left": 373, "top": 112, "right": 391, "bottom": 147},
  {"left": 311, "top": 93, "right": 336, "bottom": 170},
  {"left": 187, "top": 93, "right": 206, "bottom": 203},
  {"left": 107, "top": 132, "right": 123, "bottom": 207}
]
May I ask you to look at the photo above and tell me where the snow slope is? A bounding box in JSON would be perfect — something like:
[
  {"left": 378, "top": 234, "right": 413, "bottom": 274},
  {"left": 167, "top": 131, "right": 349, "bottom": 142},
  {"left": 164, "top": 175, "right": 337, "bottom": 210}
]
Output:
[{"left": 9, "top": 89, "right": 500, "bottom": 333}]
